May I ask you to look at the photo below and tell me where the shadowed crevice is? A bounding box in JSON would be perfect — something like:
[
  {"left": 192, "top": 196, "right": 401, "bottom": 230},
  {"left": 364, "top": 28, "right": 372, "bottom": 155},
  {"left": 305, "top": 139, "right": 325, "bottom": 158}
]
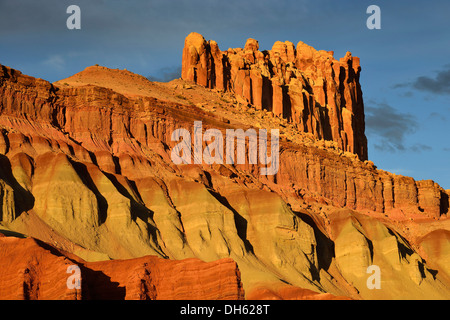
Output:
[
  {"left": 80, "top": 267, "right": 126, "bottom": 300},
  {"left": 0, "top": 154, "right": 35, "bottom": 219},
  {"left": 68, "top": 159, "right": 108, "bottom": 225},
  {"left": 440, "top": 191, "right": 449, "bottom": 216},
  {"left": 293, "top": 211, "right": 334, "bottom": 273},
  {"left": 206, "top": 188, "right": 254, "bottom": 255}
]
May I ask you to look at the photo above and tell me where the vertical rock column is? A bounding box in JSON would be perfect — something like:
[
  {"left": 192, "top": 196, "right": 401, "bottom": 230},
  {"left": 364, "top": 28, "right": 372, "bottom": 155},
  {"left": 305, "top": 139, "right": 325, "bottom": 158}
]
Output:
[{"left": 181, "top": 32, "right": 368, "bottom": 161}]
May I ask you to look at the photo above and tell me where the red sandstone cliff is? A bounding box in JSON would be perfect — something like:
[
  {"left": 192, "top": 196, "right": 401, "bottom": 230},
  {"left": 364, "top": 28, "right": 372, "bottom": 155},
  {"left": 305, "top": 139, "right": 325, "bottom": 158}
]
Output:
[
  {"left": 182, "top": 32, "right": 367, "bottom": 160},
  {"left": 0, "top": 233, "right": 244, "bottom": 300}
]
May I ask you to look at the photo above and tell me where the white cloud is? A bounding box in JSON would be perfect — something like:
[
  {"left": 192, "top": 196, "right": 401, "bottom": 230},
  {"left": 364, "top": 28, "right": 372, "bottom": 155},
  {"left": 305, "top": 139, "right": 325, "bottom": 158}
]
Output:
[{"left": 42, "top": 54, "right": 65, "bottom": 71}]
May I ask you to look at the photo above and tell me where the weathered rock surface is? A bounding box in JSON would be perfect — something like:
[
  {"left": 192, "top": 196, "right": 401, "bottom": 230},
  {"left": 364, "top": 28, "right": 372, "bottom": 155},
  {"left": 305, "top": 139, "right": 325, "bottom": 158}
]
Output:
[
  {"left": 0, "top": 39, "right": 449, "bottom": 301},
  {"left": 329, "top": 209, "right": 450, "bottom": 299},
  {"left": 0, "top": 234, "right": 244, "bottom": 300},
  {"left": 182, "top": 32, "right": 367, "bottom": 160}
]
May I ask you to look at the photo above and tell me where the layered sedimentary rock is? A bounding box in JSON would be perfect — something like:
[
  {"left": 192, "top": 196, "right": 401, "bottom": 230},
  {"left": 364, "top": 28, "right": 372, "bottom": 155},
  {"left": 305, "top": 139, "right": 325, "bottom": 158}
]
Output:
[
  {"left": 0, "top": 49, "right": 449, "bottom": 300},
  {"left": 182, "top": 32, "right": 367, "bottom": 160},
  {"left": 0, "top": 234, "right": 244, "bottom": 300},
  {"left": 276, "top": 147, "right": 448, "bottom": 219}
]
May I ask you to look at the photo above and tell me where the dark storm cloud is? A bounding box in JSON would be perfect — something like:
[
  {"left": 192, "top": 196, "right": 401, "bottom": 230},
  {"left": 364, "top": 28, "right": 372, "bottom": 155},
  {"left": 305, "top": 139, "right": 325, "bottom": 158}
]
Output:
[
  {"left": 147, "top": 66, "right": 181, "bottom": 82},
  {"left": 0, "top": 0, "right": 312, "bottom": 80},
  {"left": 0, "top": 0, "right": 149, "bottom": 38},
  {"left": 0, "top": 0, "right": 310, "bottom": 38},
  {"left": 365, "top": 102, "right": 420, "bottom": 152},
  {"left": 412, "top": 68, "right": 450, "bottom": 94},
  {"left": 393, "top": 66, "right": 450, "bottom": 95},
  {"left": 0, "top": 1, "right": 63, "bottom": 33},
  {"left": 409, "top": 143, "right": 432, "bottom": 153}
]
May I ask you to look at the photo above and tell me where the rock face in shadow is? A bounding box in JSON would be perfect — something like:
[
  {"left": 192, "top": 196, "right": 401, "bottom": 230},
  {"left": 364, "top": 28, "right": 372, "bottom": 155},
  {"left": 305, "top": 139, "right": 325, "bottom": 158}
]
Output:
[
  {"left": 182, "top": 32, "right": 367, "bottom": 160},
  {"left": 0, "top": 41, "right": 449, "bottom": 301}
]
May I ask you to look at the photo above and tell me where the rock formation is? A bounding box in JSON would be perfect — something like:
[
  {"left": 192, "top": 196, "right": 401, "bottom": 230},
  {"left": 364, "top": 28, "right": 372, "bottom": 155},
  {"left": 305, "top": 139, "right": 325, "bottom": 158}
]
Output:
[
  {"left": 0, "top": 33, "right": 449, "bottom": 300},
  {"left": 182, "top": 32, "right": 367, "bottom": 160},
  {"left": 0, "top": 234, "right": 244, "bottom": 300}
]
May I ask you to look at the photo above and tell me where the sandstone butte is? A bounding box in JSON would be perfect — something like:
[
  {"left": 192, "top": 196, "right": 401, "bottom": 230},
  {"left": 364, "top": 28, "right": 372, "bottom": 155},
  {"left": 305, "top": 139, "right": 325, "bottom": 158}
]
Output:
[{"left": 0, "top": 32, "right": 449, "bottom": 300}]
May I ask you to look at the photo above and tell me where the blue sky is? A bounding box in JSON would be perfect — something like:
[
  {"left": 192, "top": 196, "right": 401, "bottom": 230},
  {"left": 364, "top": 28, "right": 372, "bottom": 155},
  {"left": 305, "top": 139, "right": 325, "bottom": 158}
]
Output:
[{"left": 1, "top": 0, "right": 449, "bottom": 188}]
